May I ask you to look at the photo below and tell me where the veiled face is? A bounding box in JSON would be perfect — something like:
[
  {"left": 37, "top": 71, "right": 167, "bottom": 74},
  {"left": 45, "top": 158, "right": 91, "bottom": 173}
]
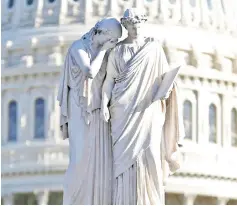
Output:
[
  {"left": 93, "top": 30, "right": 118, "bottom": 47},
  {"left": 125, "top": 22, "right": 144, "bottom": 39}
]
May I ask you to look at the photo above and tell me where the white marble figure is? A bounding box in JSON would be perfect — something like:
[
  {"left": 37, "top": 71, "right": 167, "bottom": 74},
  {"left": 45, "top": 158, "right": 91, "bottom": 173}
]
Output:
[
  {"left": 101, "top": 8, "right": 185, "bottom": 205},
  {"left": 57, "top": 18, "right": 122, "bottom": 205}
]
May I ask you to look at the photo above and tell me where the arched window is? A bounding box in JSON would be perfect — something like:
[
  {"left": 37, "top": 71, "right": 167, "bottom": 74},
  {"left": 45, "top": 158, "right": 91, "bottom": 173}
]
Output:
[
  {"left": 169, "top": 0, "right": 176, "bottom": 4},
  {"left": 27, "top": 0, "right": 34, "bottom": 6},
  {"left": 189, "top": 0, "right": 196, "bottom": 7},
  {"left": 207, "top": 0, "right": 212, "bottom": 10},
  {"left": 34, "top": 98, "right": 45, "bottom": 139},
  {"left": 231, "top": 109, "right": 237, "bottom": 147},
  {"left": 8, "top": 101, "right": 17, "bottom": 142},
  {"left": 183, "top": 100, "right": 192, "bottom": 140},
  {"left": 48, "top": 0, "right": 56, "bottom": 3},
  {"left": 209, "top": 104, "right": 217, "bottom": 143},
  {"left": 8, "top": 0, "right": 15, "bottom": 9}
]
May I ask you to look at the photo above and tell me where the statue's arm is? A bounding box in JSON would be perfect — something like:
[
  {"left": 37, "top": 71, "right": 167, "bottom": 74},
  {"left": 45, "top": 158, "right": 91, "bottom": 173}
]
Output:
[
  {"left": 101, "top": 49, "right": 117, "bottom": 121},
  {"left": 70, "top": 42, "right": 107, "bottom": 79}
]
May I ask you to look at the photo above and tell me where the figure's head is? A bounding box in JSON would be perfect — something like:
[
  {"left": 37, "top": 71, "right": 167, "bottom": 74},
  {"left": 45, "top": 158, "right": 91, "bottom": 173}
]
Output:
[
  {"left": 92, "top": 17, "right": 122, "bottom": 46},
  {"left": 121, "top": 8, "right": 147, "bottom": 39}
]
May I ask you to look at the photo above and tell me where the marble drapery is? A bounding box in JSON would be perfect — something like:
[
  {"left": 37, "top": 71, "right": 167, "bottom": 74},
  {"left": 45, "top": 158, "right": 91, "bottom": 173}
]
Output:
[
  {"left": 104, "top": 38, "right": 184, "bottom": 205},
  {"left": 57, "top": 38, "right": 112, "bottom": 205}
]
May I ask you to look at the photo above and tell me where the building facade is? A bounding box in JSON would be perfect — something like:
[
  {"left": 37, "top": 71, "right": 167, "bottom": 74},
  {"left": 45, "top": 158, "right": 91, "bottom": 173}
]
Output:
[{"left": 1, "top": 0, "right": 237, "bottom": 205}]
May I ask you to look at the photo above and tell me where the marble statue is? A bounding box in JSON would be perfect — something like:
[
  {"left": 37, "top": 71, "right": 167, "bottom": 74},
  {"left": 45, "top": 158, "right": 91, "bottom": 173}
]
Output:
[
  {"left": 57, "top": 18, "right": 122, "bottom": 205},
  {"left": 101, "top": 8, "right": 185, "bottom": 205}
]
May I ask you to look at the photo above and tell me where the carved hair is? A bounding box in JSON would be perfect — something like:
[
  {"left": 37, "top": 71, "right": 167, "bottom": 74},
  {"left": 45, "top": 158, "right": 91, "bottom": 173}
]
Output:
[
  {"left": 121, "top": 8, "right": 147, "bottom": 29},
  {"left": 83, "top": 18, "right": 122, "bottom": 41}
]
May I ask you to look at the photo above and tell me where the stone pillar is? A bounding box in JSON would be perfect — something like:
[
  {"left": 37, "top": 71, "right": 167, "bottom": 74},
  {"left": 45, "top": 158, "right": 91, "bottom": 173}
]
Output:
[
  {"left": 217, "top": 197, "right": 229, "bottom": 205},
  {"left": 3, "top": 193, "right": 14, "bottom": 205},
  {"left": 183, "top": 194, "right": 196, "bottom": 205},
  {"left": 108, "top": 0, "right": 118, "bottom": 17},
  {"left": 180, "top": 0, "right": 189, "bottom": 25},
  {"left": 222, "top": 94, "right": 232, "bottom": 147},
  {"left": 84, "top": 0, "right": 93, "bottom": 24},
  {"left": 199, "top": 0, "right": 209, "bottom": 28},
  {"left": 35, "top": 0, "right": 44, "bottom": 27},
  {"left": 48, "top": 87, "right": 56, "bottom": 141},
  {"left": 59, "top": 0, "right": 68, "bottom": 25},
  {"left": 158, "top": 0, "right": 168, "bottom": 23},
  {"left": 197, "top": 88, "right": 208, "bottom": 144},
  {"left": 36, "top": 191, "right": 49, "bottom": 205}
]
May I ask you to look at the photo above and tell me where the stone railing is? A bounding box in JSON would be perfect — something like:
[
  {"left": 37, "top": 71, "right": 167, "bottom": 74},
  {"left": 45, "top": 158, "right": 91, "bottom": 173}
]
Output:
[
  {"left": 1, "top": 0, "right": 237, "bottom": 34},
  {"left": 179, "top": 144, "right": 237, "bottom": 180},
  {"left": 2, "top": 140, "right": 237, "bottom": 181},
  {"left": 1, "top": 141, "right": 69, "bottom": 175}
]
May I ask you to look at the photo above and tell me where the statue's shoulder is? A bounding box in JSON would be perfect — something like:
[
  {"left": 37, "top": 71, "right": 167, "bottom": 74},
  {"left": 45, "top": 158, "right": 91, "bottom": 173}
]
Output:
[
  {"left": 70, "top": 39, "right": 85, "bottom": 51},
  {"left": 109, "top": 41, "right": 123, "bottom": 54}
]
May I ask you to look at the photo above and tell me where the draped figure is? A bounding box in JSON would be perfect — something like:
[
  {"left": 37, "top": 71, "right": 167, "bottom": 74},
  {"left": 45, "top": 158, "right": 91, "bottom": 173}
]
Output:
[
  {"left": 57, "top": 18, "right": 122, "bottom": 205},
  {"left": 101, "top": 9, "right": 184, "bottom": 205}
]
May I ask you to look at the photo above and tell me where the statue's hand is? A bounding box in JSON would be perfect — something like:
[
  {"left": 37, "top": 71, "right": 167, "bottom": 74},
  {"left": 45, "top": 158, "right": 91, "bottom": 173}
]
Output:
[
  {"left": 101, "top": 38, "right": 118, "bottom": 50},
  {"left": 100, "top": 106, "right": 110, "bottom": 122}
]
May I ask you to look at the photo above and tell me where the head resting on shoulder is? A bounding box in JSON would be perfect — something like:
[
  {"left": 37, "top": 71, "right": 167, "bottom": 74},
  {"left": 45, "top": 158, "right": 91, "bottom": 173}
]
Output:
[
  {"left": 94, "top": 17, "right": 122, "bottom": 39},
  {"left": 85, "top": 17, "right": 122, "bottom": 47}
]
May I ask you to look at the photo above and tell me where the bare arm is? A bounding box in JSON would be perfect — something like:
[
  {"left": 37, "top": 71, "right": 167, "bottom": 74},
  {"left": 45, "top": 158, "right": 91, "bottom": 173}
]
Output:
[
  {"left": 101, "top": 49, "right": 117, "bottom": 121},
  {"left": 71, "top": 39, "right": 117, "bottom": 79}
]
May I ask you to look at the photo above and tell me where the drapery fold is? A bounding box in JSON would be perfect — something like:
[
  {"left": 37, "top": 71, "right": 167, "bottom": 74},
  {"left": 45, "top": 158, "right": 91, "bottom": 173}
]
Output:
[{"left": 107, "top": 39, "right": 184, "bottom": 204}]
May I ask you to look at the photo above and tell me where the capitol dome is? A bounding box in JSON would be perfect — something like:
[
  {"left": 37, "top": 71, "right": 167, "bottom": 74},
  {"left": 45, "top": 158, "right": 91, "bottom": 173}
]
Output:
[{"left": 1, "top": 0, "right": 237, "bottom": 205}]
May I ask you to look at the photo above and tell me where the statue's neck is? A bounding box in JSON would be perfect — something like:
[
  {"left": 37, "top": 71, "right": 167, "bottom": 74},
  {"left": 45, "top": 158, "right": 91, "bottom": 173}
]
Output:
[{"left": 125, "top": 35, "right": 145, "bottom": 44}]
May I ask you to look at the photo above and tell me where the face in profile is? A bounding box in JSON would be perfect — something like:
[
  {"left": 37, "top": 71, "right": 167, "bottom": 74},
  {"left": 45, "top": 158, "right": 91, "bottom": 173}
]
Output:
[
  {"left": 94, "top": 30, "right": 118, "bottom": 47},
  {"left": 125, "top": 22, "right": 143, "bottom": 38}
]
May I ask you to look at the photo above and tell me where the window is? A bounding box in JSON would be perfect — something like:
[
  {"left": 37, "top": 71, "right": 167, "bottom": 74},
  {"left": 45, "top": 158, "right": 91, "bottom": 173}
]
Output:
[
  {"left": 231, "top": 109, "right": 237, "bottom": 147},
  {"left": 209, "top": 104, "right": 217, "bottom": 143},
  {"left": 169, "top": 0, "right": 176, "bottom": 4},
  {"left": 183, "top": 100, "right": 192, "bottom": 140},
  {"left": 8, "top": 0, "right": 15, "bottom": 9},
  {"left": 207, "top": 0, "right": 212, "bottom": 10},
  {"left": 14, "top": 193, "right": 37, "bottom": 205},
  {"left": 8, "top": 101, "right": 17, "bottom": 142},
  {"left": 48, "top": 0, "right": 56, "bottom": 3},
  {"left": 27, "top": 0, "right": 34, "bottom": 6},
  {"left": 48, "top": 192, "right": 63, "bottom": 205},
  {"left": 34, "top": 98, "right": 45, "bottom": 139},
  {"left": 189, "top": 0, "right": 196, "bottom": 7}
]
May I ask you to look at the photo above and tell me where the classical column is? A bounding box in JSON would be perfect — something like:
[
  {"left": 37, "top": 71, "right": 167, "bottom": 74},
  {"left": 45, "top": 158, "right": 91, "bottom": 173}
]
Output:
[
  {"left": 3, "top": 193, "right": 14, "bottom": 205},
  {"left": 47, "top": 87, "right": 56, "bottom": 141},
  {"left": 84, "top": 0, "right": 93, "bottom": 24},
  {"left": 222, "top": 94, "right": 232, "bottom": 147},
  {"left": 59, "top": 0, "right": 68, "bottom": 25},
  {"left": 183, "top": 194, "right": 196, "bottom": 205},
  {"left": 36, "top": 191, "right": 49, "bottom": 205},
  {"left": 199, "top": 0, "right": 209, "bottom": 28},
  {"left": 180, "top": 0, "right": 190, "bottom": 25},
  {"left": 107, "top": 0, "right": 118, "bottom": 17},
  {"left": 19, "top": 89, "right": 30, "bottom": 142},
  {"left": 196, "top": 88, "right": 208, "bottom": 144},
  {"left": 217, "top": 197, "right": 229, "bottom": 205},
  {"left": 158, "top": 0, "right": 168, "bottom": 23},
  {"left": 35, "top": 0, "right": 44, "bottom": 27}
]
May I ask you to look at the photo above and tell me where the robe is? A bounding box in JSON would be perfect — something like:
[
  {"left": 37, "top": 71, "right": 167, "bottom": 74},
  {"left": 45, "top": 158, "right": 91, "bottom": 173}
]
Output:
[
  {"left": 57, "top": 37, "right": 112, "bottom": 205},
  {"left": 104, "top": 38, "right": 185, "bottom": 205}
]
